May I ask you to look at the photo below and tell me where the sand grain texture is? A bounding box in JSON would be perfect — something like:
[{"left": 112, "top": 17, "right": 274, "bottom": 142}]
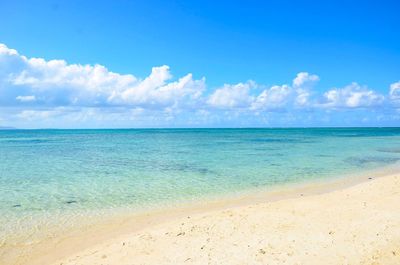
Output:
[{"left": 49, "top": 174, "right": 400, "bottom": 265}]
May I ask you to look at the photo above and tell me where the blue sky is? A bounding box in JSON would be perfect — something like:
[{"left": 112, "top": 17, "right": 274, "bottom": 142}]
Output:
[{"left": 0, "top": 0, "right": 399, "bottom": 128}]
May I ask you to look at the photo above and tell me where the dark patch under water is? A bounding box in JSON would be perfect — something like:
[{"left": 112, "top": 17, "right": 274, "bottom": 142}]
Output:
[
  {"left": 2, "top": 138, "right": 54, "bottom": 144},
  {"left": 151, "top": 162, "right": 216, "bottom": 175},
  {"left": 315, "top": 154, "right": 334, "bottom": 157},
  {"left": 248, "top": 138, "right": 315, "bottom": 144},
  {"left": 377, "top": 147, "right": 400, "bottom": 154},
  {"left": 344, "top": 156, "right": 399, "bottom": 166}
]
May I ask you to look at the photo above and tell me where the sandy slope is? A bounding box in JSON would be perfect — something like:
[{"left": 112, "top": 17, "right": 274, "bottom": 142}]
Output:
[{"left": 47, "top": 173, "right": 400, "bottom": 265}]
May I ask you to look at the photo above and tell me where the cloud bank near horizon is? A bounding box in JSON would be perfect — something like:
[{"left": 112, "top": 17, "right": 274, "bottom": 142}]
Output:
[{"left": 0, "top": 43, "right": 399, "bottom": 128}]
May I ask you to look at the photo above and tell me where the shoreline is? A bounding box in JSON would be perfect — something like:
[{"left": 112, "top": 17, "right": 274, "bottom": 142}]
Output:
[{"left": 2, "top": 165, "right": 399, "bottom": 265}]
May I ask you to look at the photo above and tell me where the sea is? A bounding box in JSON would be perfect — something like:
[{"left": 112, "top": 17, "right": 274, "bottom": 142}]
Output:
[{"left": 1, "top": 128, "right": 400, "bottom": 245}]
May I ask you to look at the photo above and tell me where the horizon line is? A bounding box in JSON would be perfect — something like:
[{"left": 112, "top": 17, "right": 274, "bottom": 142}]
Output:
[{"left": 2, "top": 126, "right": 400, "bottom": 130}]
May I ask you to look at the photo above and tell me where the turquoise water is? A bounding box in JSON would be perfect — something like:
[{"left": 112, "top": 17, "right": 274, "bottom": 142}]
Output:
[{"left": 1, "top": 128, "right": 400, "bottom": 242}]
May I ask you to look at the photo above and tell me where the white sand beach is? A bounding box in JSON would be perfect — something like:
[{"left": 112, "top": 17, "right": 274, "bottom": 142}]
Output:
[{"left": 6, "top": 170, "right": 399, "bottom": 265}]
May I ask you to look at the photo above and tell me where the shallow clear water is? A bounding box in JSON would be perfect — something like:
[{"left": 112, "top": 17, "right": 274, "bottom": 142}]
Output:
[{"left": 1, "top": 128, "right": 400, "bottom": 242}]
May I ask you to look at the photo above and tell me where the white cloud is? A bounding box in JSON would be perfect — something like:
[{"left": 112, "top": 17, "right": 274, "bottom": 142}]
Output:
[
  {"left": 208, "top": 72, "right": 320, "bottom": 111},
  {"left": 251, "top": 72, "right": 319, "bottom": 111},
  {"left": 207, "top": 81, "right": 255, "bottom": 108},
  {"left": 110, "top": 67, "right": 205, "bottom": 108},
  {"left": 251, "top": 85, "right": 291, "bottom": 110},
  {"left": 16, "top": 108, "right": 65, "bottom": 120},
  {"left": 0, "top": 43, "right": 398, "bottom": 127},
  {"left": 0, "top": 43, "right": 205, "bottom": 109},
  {"left": 293, "top": 72, "right": 319, "bottom": 89},
  {"left": 322, "top": 82, "right": 384, "bottom": 108},
  {"left": 390, "top": 81, "right": 400, "bottom": 103},
  {"left": 0, "top": 44, "right": 18, "bottom": 56},
  {"left": 16, "top": 95, "right": 36, "bottom": 102},
  {"left": 292, "top": 72, "right": 319, "bottom": 106}
]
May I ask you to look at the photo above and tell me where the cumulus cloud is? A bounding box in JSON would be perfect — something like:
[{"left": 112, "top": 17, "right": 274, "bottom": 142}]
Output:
[
  {"left": 293, "top": 72, "right": 319, "bottom": 89},
  {"left": 321, "top": 83, "right": 384, "bottom": 108},
  {"left": 390, "top": 81, "right": 400, "bottom": 104},
  {"left": 0, "top": 43, "right": 398, "bottom": 127},
  {"left": 207, "top": 81, "right": 256, "bottom": 108},
  {"left": 292, "top": 72, "right": 319, "bottom": 106},
  {"left": 109, "top": 67, "right": 205, "bottom": 108},
  {"left": 0, "top": 43, "right": 205, "bottom": 109},
  {"left": 208, "top": 72, "right": 320, "bottom": 111},
  {"left": 251, "top": 85, "right": 291, "bottom": 110},
  {"left": 250, "top": 72, "right": 319, "bottom": 111}
]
